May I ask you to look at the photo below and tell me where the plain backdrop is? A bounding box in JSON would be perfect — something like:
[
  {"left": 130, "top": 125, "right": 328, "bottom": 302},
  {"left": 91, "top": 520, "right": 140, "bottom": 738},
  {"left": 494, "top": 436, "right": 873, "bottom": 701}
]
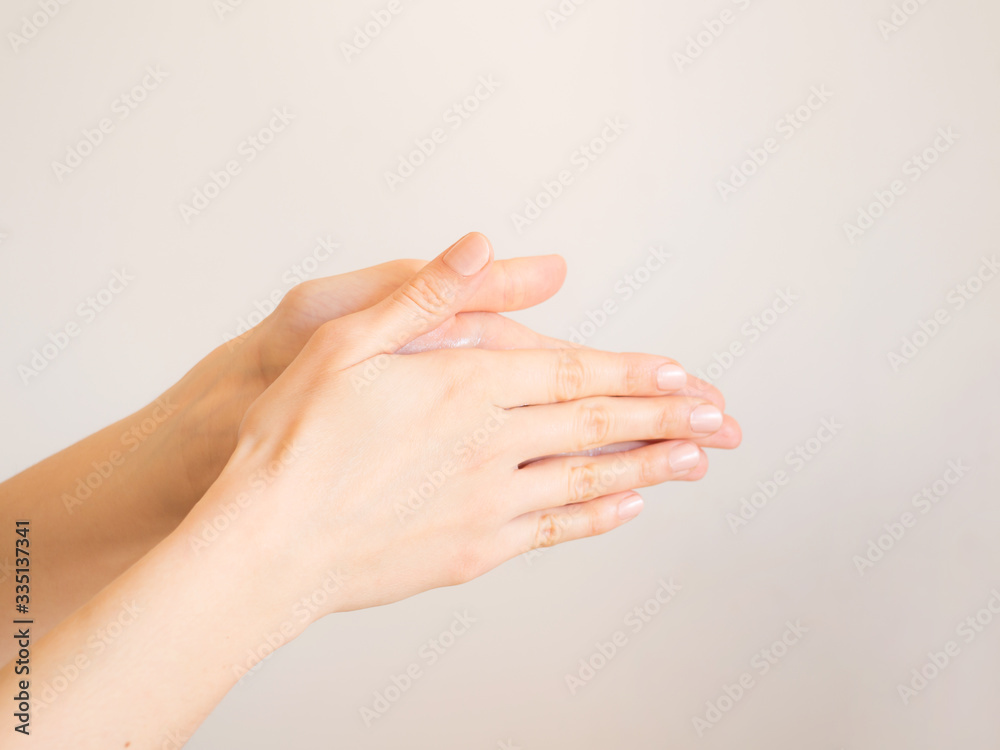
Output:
[{"left": 2, "top": 0, "right": 999, "bottom": 748}]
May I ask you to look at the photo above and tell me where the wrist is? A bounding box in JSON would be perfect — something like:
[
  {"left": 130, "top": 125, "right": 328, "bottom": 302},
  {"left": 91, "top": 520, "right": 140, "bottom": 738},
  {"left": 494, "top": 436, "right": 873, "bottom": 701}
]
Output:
[
  {"left": 159, "top": 338, "right": 268, "bottom": 510},
  {"left": 179, "top": 436, "right": 351, "bottom": 629}
]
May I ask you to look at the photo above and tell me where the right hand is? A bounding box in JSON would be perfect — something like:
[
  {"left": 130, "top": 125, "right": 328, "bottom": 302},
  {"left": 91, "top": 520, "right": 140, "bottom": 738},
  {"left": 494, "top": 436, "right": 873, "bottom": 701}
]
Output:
[{"left": 185, "top": 232, "right": 741, "bottom": 621}]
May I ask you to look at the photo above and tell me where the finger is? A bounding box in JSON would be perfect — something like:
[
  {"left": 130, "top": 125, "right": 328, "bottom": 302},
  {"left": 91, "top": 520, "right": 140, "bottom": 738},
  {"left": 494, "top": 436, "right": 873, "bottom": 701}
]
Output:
[
  {"left": 512, "top": 441, "right": 707, "bottom": 513},
  {"left": 520, "top": 414, "right": 742, "bottom": 463},
  {"left": 678, "top": 374, "right": 726, "bottom": 412},
  {"left": 510, "top": 395, "right": 726, "bottom": 459},
  {"left": 321, "top": 232, "right": 494, "bottom": 366},
  {"left": 499, "top": 491, "right": 645, "bottom": 557},
  {"left": 399, "top": 312, "right": 573, "bottom": 353},
  {"left": 464, "top": 254, "right": 566, "bottom": 312},
  {"left": 477, "top": 347, "right": 690, "bottom": 407},
  {"left": 285, "top": 255, "right": 567, "bottom": 326}
]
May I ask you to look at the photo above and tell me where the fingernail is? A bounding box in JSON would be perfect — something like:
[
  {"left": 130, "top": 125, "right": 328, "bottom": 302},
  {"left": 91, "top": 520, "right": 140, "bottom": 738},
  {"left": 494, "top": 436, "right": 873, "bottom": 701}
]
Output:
[
  {"left": 443, "top": 232, "right": 491, "bottom": 276},
  {"left": 617, "top": 493, "right": 644, "bottom": 521},
  {"left": 690, "top": 404, "right": 723, "bottom": 434},
  {"left": 668, "top": 442, "right": 701, "bottom": 473},
  {"left": 656, "top": 363, "right": 686, "bottom": 391}
]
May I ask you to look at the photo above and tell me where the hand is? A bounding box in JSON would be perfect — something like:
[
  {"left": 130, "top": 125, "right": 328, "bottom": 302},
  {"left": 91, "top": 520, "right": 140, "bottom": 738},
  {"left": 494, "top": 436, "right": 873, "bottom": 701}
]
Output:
[
  {"left": 169, "top": 241, "right": 572, "bottom": 500},
  {"left": 16, "top": 233, "right": 739, "bottom": 749},
  {"left": 187, "top": 233, "right": 741, "bottom": 620},
  {"left": 0, "top": 235, "right": 575, "bottom": 643}
]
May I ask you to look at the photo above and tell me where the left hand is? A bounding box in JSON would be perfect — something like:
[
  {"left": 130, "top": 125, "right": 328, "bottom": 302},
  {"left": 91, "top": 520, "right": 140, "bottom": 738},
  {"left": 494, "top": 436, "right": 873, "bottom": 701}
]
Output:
[{"left": 167, "top": 243, "right": 573, "bottom": 503}]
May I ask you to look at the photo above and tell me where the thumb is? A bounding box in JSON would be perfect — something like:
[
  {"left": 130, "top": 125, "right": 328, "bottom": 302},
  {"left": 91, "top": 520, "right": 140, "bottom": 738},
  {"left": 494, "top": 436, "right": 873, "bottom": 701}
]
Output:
[{"left": 325, "top": 232, "right": 494, "bottom": 366}]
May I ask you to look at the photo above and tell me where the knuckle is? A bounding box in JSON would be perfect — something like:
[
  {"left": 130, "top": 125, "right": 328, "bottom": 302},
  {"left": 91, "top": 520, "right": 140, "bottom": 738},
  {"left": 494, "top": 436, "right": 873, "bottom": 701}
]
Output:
[
  {"left": 622, "top": 356, "right": 646, "bottom": 394},
  {"left": 568, "top": 463, "right": 601, "bottom": 502},
  {"left": 534, "top": 513, "right": 564, "bottom": 549},
  {"left": 500, "top": 265, "right": 527, "bottom": 310},
  {"left": 656, "top": 401, "right": 680, "bottom": 436},
  {"left": 585, "top": 509, "right": 600, "bottom": 538},
  {"left": 575, "top": 401, "right": 612, "bottom": 448},
  {"left": 401, "top": 274, "right": 456, "bottom": 319},
  {"left": 554, "top": 349, "right": 588, "bottom": 401},
  {"left": 636, "top": 452, "right": 665, "bottom": 485}
]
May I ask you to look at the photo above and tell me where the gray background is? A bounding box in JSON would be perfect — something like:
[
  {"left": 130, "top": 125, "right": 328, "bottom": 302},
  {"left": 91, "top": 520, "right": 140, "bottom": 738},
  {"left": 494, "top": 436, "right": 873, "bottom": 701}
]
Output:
[{"left": 2, "top": 0, "right": 999, "bottom": 747}]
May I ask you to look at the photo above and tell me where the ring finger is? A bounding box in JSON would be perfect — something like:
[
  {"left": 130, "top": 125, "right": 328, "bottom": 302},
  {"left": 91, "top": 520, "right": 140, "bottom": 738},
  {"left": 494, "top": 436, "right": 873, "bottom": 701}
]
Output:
[{"left": 512, "top": 440, "right": 707, "bottom": 514}]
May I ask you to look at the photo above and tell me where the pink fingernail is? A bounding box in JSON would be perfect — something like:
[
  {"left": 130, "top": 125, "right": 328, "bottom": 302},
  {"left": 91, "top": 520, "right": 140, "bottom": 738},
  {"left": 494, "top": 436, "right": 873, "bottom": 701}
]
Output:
[
  {"left": 669, "top": 442, "right": 701, "bottom": 473},
  {"left": 617, "top": 493, "right": 644, "bottom": 521},
  {"left": 656, "top": 363, "right": 686, "bottom": 391},
  {"left": 443, "top": 233, "right": 491, "bottom": 276},
  {"left": 690, "top": 404, "right": 723, "bottom": 434}
]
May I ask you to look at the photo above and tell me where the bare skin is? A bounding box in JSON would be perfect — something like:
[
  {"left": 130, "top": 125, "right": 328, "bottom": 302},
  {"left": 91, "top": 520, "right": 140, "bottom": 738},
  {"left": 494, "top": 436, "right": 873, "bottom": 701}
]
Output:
[
  {"left": 2, "top": 233, "right": 740, "bottom": 747},
  {"left": 0, "top": 251, "right": 573, "bottom": 650}
]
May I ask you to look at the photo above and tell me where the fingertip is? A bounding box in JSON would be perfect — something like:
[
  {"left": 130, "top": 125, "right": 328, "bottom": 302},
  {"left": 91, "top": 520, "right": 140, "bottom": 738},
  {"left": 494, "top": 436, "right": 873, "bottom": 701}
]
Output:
[
  {"left": 682, "top": 450, "right": 710, "bottom": 481},
  {"left": 725, "top": 416, "right": 742, "bottom": 448},
  {"left": 684, "top": 375, "right": 726, "bottom": 411},
  {"left": 443, "top": 232, "right": 493, "bottom": 276},
  {"left": 546, "top": 253, "right": 568, "bottom": 285},
  {"left": 617, "top": 491, "right": 644, "bottom": 522}
]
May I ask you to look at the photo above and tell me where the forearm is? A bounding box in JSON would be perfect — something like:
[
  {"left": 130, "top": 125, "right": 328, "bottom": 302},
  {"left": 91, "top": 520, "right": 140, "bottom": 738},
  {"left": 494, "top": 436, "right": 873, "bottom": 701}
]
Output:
[
  {"left": 6, "top": 465, "right": 302, "bottom": 748},
  {"left": 0, "top": 342, "right": 261, "bottom": 647}
]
